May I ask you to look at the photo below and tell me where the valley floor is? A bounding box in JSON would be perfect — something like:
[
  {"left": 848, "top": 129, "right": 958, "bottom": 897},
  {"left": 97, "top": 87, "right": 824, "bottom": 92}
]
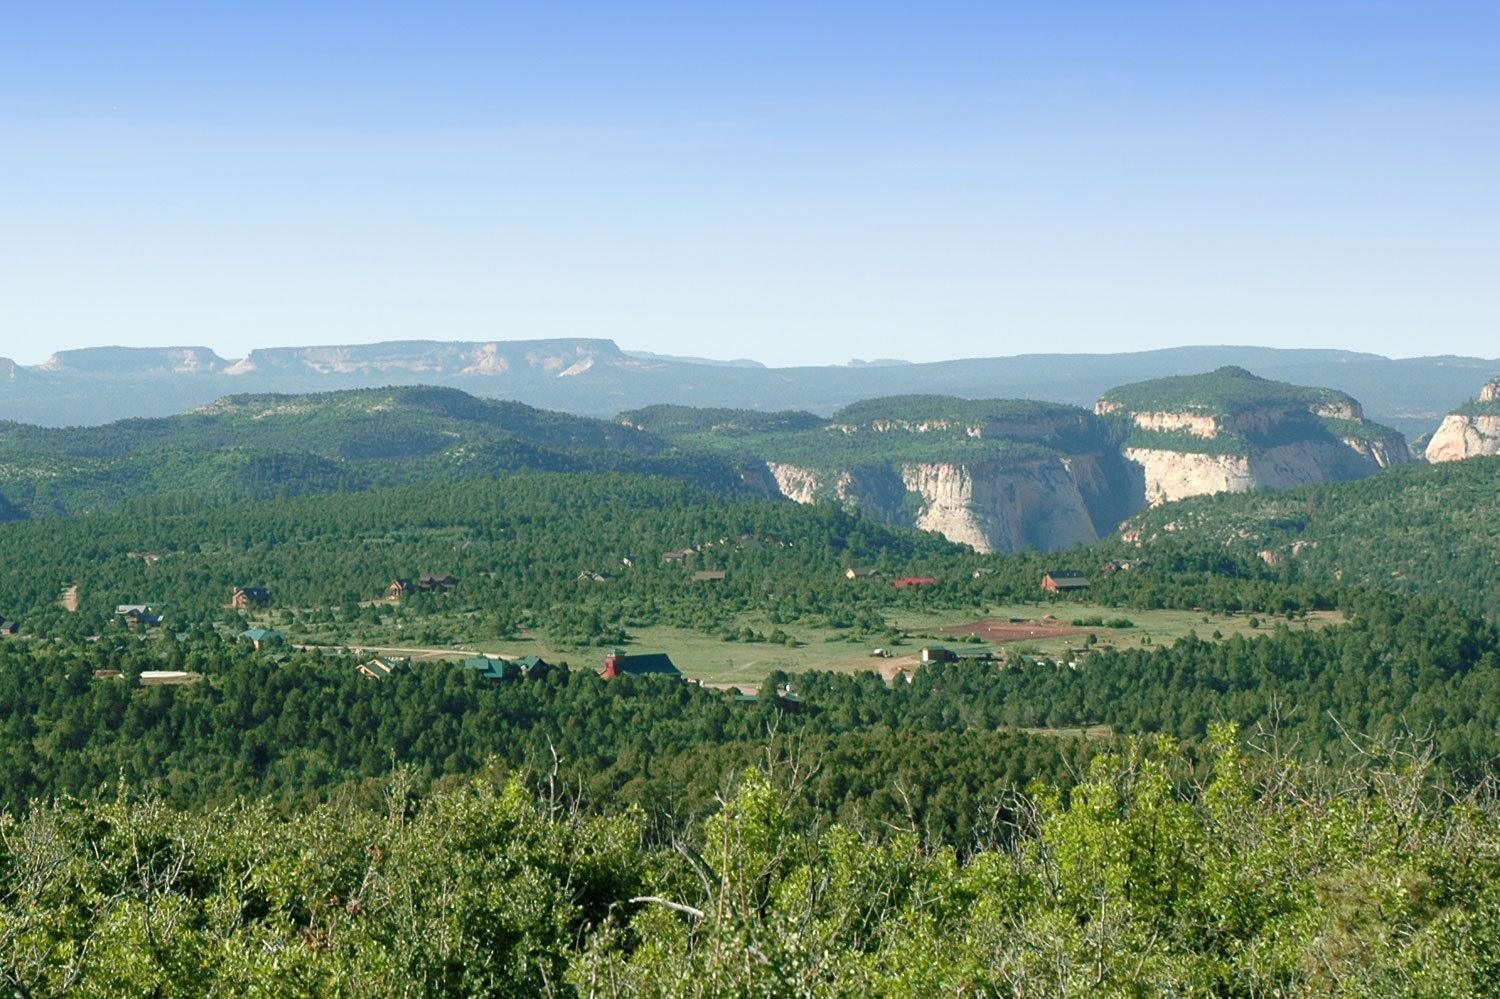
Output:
[{"left": 277, "top": 601, "right": 1340, "bottom": 690}]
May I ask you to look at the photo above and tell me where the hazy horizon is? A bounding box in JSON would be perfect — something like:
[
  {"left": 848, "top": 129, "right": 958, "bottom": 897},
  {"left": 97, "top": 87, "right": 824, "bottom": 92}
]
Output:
[
  {"left": 4, "top": 2, "right": 1498, "bottom": 367},
  {"left": 2, "top": 335, "right": 1499, "bottom": 371}
]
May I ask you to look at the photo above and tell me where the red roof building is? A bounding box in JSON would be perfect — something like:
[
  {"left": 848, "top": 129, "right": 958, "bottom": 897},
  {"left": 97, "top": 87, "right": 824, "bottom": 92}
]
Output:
[{"left": 892, "top": 576, "right": 937, "bottom": 588}]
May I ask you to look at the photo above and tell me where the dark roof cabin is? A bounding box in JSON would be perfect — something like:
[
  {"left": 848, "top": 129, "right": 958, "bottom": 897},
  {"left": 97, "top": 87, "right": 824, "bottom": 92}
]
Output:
[
  {"left": 600, "top": 650, "right": 682, "bottom": 680},
  {"left": 1042, "top": 571, "right": 1090, "bottom": 593},
  {"left": 514, "top": 655, "right": 552, "bottom": 680},
  {"left": 0, "top": 620, "right": 17, "bottom": 636},
  {"left": 419, "top": 573, "right": 459, "bottom": 591},
  {"left": 231, "top": 586, "right": 272, "bottom": 608}
]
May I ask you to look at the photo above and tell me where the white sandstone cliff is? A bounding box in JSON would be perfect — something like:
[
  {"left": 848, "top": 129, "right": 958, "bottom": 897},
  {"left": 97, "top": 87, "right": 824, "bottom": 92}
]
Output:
[{"left": 1426, "top": 380, "right": 1500, "bottom": 463}]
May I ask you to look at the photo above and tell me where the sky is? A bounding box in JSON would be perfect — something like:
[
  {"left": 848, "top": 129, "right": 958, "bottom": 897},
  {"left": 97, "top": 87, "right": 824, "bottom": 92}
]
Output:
[{"left": 1, "top": 1, "right": 1497, "bottom": 367}]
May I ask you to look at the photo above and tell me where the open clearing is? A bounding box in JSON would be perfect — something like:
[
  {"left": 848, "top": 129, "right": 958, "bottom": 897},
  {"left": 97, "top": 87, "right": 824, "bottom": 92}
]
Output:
[
  {"left": 937, "top": 617, "right": 1087, "bottom": 643},
  {"left": 306, "top": 601, "right": 1342, "bottom": 691}
]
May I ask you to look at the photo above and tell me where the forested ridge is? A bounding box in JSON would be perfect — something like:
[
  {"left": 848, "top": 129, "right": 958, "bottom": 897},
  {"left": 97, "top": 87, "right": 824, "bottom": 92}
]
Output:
[
  {"left": 0, "top": 386, "right": 757, "bottom": 518},
  {"left": 1119, "top": 454, "right": 1500, "bottom": 618}
]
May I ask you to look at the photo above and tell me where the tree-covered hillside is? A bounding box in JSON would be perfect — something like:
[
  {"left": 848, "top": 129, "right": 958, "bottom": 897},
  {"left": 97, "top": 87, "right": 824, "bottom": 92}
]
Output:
[
  {"left": 0, "top": 386, "right": 757, "bottom": 517},
  {"left": 0, "top": 473, "right": 967, "bottom": 637},
  {"left": 1119, "top": 455, "right": 1500, "bottom": 618},
  {"left": 1099, "top": 365, "right": 1355, "bottom": 417},
  {"left": 620, "top": 395, "right": 1116, "bottom": 470}
]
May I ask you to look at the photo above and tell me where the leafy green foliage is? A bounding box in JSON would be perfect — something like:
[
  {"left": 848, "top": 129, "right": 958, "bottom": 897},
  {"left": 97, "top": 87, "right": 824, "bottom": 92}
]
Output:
[{"left": 1, "top": 736, "right": 1495, "bottom": 994}]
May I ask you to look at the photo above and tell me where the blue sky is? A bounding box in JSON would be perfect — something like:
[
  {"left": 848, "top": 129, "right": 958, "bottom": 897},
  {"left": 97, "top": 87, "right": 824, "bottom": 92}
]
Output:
[{"left": 1, "top": 2, "right": 1496, "bottom": 365}]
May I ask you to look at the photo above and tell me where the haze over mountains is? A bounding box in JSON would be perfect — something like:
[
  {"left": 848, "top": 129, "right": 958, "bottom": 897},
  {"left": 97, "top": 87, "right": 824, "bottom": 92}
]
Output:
[
  {"left": 2, "top": 338, "right": 1496, "bottom": 437},
  {"left": 0, "top": 366, "right": 1438, "bottom": 555}
]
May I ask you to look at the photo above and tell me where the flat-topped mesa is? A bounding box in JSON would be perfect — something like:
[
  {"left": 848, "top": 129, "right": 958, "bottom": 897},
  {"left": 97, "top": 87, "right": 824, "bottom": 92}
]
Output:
[
  {"left": 1098, "top": 367, "right": 1409, "bottom": 506},
  {"left": 39, "top": 346, "right": 228, "bottom": 375},
  {"left": 1426, "top": 376, "right": 1500, "bottom": 463},
  {"left": 225, "top": 338, "right": 626, "bottom": 378}
]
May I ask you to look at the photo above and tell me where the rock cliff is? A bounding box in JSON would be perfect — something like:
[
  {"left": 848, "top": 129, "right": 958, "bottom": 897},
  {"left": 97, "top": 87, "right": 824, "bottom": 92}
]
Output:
[
  {"left": 1099, "top": 367, "right": 1410, "bottom": 507},
  {"left": 767, "top": 456, "right": 1108, "bottom": 554},
  {"left": 1426, "top": 378, "right": 1500, "bottom": 463}
]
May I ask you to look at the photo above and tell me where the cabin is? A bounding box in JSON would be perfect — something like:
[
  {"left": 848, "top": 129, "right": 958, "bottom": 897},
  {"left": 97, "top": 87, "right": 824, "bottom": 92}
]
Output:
[
  {"left": 388, "top": 579, "right": 414, "bottom": 601},
  {"left": 0, "top": 619, "right": 17, "bottom": 636},
  {"left": 1042, "top": 571, "right": 1090, "bottom": 593},
  {"left": 577, "top": 571, "right": 608, "bottom": 583},
  {"left": 1102, "top": 559, "right": 1149, "bottom": 574},
  {"left": 231, "top": 586, "right": 271, "bottom": 609},
  {"left": 419, "top": 573, "right": 459, "bottom": 592},
  {"left": 661, "top": 548, "right": 695, "bottom": 563},
  {"left": 600, "top": 650, "right": 682, "bottom": 680},
  {"left": 357, "top": 656, "right": 407, "bottom": 680},
  {"left": 463, "top": 654, "right": 552, "bottom": 681},
  {"left": 238, "top": 627, "right": 286, "bottom": 650},
  {"left": 893, "top": 576, "right": 937, "bottom": 589},
  {"left": 692, "top": 570, "right": 727, "bottom": 583},
  {"left": 118, "top": 605, "right": 163, "bottom": 629},
  {"left": 845, "top": 567, "right": 880, "bottom": 580},
  {"left": 513, "top": 655, "right": 552, "bottom": 680},
  {"left": 920, "top": 646, "right": 957, "bottom": 665}
]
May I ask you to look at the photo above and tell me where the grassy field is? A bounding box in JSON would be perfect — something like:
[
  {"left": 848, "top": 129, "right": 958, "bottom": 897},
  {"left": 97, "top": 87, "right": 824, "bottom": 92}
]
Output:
[{"left": 288, "top": 601, "right": 1340, "bottom": 691}]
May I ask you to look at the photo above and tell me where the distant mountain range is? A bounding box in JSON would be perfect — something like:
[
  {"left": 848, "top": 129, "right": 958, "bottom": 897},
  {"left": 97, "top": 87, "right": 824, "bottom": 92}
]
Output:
[
  {"left": 2, "top": 339, "right": 1496, "bottom": 437},
  {"left": 0, "top": 369, "right": 1430, "bottom": 554}
]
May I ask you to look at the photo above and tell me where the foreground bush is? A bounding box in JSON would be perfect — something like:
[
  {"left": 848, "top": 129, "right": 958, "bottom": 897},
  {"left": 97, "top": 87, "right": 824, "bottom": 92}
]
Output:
[{"left": 0, "top": 730, "right": 1495, "bottom": 996}]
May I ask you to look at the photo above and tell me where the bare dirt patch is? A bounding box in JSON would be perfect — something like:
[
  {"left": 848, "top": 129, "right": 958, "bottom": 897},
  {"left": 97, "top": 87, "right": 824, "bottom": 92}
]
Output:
[{"left": 937, "top": 618, "right": 1088, "bottom": 644}]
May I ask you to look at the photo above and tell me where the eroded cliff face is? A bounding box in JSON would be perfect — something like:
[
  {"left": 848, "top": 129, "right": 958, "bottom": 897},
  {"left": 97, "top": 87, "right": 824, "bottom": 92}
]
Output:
[
  {"left": 1426, "top": 414, "right": 1500, "bottom": 462},
  {"left": 1124, "top": 438, "right": 1403, "bottom": 507},
  {"left": 765, "top": 457, "right": 1111, "bottom": 554},
  {"left": 1426, "top": 380, "right": 1500, "bottom": 463}
]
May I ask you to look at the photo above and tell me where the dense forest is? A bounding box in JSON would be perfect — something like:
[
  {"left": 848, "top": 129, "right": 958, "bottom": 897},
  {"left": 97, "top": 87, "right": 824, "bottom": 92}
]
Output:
[
  {"left": 0, "top": 386, "right": 760, "bottom": 518},
  {"left": 1119, "top": 454, "right": 1500, "bottom": 618},
  {"left": 0, "top": 590, "right": 1493, "bottom": 832},
  {"left": 0, "top": 471, "right": 1330, "bottom": 649}
]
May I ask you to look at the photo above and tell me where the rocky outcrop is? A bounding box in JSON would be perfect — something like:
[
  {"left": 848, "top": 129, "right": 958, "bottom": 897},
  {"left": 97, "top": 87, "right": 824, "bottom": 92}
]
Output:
[
  {"left": 765, "top": 457, "right": 1108, "bottom": 554},
  {"left": 1101, "top": 368, "right": 1410, "bottom": 507},
  {"left": 1426, "top": 379, "right": 1500, "bottom": 463},
  {"left": 899, "top": 460, "right": 1099, "bottom": 553},
  {"left": 1426, "top": 415, "right": 1500, "bottom": 462},
  {"left": 1125, "top": 438, "right": 1405, "bottom": 507}
]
